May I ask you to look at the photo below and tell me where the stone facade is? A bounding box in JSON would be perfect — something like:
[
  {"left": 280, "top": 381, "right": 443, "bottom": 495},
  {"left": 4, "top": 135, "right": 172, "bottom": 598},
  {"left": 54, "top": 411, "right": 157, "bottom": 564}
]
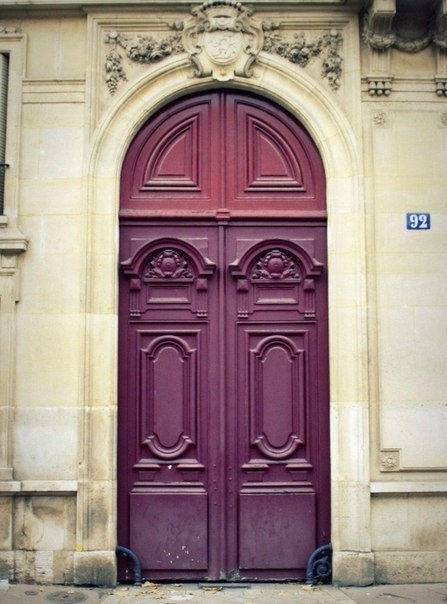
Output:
[{"left": 0, "top": 0, "right": 446, "bottom": 587}]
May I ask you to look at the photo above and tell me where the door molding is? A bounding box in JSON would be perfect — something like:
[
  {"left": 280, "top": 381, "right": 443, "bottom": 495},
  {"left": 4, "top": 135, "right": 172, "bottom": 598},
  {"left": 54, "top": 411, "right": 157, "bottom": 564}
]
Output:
[{"left": 82, "top": 52, "right": 372, "bottom": 584}]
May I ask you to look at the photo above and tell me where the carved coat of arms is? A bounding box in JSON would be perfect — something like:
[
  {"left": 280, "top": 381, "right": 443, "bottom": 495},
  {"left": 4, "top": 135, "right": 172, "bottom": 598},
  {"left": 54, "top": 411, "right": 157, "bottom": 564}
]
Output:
[{"left": 182, "top": 1, "right": 265, "bottom": 81}]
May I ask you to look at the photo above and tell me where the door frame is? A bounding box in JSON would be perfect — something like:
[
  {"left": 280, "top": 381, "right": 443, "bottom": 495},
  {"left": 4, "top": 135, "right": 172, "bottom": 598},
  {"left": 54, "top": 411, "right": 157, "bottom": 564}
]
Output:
[{"left": 81, "top": 53, "right": 371, "bottom": 585}]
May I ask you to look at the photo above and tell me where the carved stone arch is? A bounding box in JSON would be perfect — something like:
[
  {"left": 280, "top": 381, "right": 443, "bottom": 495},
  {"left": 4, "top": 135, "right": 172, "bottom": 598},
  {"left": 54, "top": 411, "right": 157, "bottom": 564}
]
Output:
[{"left": 84, "top": 47, "right": 369, "bottom": 585}]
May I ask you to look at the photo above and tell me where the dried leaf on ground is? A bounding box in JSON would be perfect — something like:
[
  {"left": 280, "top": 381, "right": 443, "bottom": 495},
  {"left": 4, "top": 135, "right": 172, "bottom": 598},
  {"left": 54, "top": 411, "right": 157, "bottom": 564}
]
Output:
[{"left": 302, "top": 584, "right": 320, "bottom": 591}]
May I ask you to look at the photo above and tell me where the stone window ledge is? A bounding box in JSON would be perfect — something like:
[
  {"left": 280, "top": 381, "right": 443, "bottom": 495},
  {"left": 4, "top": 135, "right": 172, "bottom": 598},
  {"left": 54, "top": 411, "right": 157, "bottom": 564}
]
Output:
[
  {"left": 0, "top": 480, "right": 78, "bottom": 495},
  {"left": 371, "top": 481, "right": 447, "bottom": 494}
]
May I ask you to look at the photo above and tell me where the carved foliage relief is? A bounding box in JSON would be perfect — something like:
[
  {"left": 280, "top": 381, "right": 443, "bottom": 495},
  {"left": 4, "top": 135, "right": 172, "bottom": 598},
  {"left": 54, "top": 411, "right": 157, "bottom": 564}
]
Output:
[
  {"left": 105, "top": 29, "right": 184, "bottom": 94},
  {"left": 250, "top": 249, "right": 301, "bottom": 282},
  {"left": 144, "top": 249, "right": 194, "bottom": 280},
  {"left": 104, "top": 0, "right": 344, "bottom": 94},
  {"left": 263, "top": 28, "right": 343, "bottom": 90}
]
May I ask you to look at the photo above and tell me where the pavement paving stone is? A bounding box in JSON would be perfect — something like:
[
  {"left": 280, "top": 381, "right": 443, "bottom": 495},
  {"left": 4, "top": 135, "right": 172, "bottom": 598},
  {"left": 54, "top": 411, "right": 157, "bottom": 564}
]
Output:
[
  {"left": 0, "top": 584, "right": 106, "bottom": 604},
  {"left": 1, "top": 582, "right": 447, "bottom": 604},
  {"left": 99, "top": 582, "right": 354, "bottom": 604},
  {"left": 340, "top": 583, "right": 447, "bottom": 604}
]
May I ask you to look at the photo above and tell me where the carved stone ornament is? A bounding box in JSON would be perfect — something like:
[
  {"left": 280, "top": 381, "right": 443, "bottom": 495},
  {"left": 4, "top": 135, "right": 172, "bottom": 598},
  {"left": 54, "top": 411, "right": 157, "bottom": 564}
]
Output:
[
  {"left": 105, "top": 29, "right": 184, "bottom": 94},
  {"left": 362, "top": 1, "right": 447, "bottom": 53},
  {"left": 380, "top": 450, "right": 400, "bottom": 472},
  {"left": 372, "top": 110, "right": 387, "bottom": 126},
  {"left": 367, "top": 78, "right": 393, "bottom": 97},
  {"left": 436, "top": 78, "right": 447, "bottom": 98},
  {"left": 263, "top": 28, "right": 343, "bottom": 91},
  {"left": 0, "top": 25, "right": 22, "bottom": 35},
  {"left": 180, "top": 0, "right": 266, "bottom": 81},
  {"left": 104, "top": 1, "right": 344, "bottom": 93}
]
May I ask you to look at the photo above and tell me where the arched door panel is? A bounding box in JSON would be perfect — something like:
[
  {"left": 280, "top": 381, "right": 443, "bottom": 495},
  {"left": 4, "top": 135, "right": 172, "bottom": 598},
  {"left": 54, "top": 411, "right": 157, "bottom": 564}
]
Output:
[{"left": 120, "top": 92, "right": 325, "bottom": 217}]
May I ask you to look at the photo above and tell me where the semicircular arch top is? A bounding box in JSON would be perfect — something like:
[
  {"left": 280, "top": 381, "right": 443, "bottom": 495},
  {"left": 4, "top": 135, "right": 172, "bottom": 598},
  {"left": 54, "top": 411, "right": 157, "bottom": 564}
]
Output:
[{"left": 120, "top": 90, "right": 326, "bottom": 218}]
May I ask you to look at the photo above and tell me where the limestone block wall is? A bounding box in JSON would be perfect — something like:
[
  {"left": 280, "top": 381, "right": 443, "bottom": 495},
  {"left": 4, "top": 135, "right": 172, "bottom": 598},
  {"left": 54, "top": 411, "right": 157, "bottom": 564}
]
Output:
[
  {"left": 15, "top": 22, "right": 86, "bottom": 475},
  {"left": 0, "top": 16, "right": 89, "bottom": 583},
  {"left": 372, "top": 106, "right": 447, "bottom": 472},
  {"left": 361, "top": 19, "right": 447, "bottom": 583}
]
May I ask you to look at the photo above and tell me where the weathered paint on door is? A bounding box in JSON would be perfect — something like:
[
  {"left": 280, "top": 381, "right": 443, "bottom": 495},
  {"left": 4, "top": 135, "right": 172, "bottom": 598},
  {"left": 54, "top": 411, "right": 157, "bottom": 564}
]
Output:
[{"left": 118, "top": 92, "right": 329, "bottom": 582}]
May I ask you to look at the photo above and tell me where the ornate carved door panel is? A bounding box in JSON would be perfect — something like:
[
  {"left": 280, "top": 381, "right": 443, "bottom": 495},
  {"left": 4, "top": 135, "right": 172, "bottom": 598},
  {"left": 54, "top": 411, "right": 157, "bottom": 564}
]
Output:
[
  {"left": 225, "top": 227, "right": 329, "bottom": 580},
  {"left": 118, "top": 91, "right": 329, "bottom": 582}
]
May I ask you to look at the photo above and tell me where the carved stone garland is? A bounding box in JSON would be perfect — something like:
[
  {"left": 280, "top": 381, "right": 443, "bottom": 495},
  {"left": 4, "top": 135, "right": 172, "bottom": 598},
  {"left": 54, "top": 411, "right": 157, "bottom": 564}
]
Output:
[
  {"left": 105, "top": 29, "right": 184, "bottom": 94},
  {"left": 262, "top": 28, "right": 343, "bottom": 91},
  {"left": 104, "top": 0, "right": 344, "bottom": 93}
]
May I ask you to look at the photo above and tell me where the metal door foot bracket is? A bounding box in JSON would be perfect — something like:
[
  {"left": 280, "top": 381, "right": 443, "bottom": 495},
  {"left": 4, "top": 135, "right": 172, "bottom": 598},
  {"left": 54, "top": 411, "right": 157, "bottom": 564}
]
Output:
[
  {"left": 116, "top": 545, "right": 142, "bottom": 585},
  {"left": 305, "top": 543, "right": 332, "bottom": 585}
]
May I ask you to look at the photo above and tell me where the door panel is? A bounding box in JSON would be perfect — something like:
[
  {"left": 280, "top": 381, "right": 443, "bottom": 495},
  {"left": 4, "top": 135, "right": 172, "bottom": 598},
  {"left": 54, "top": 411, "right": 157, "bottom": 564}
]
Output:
[
  {"left": 122, "top": 97, "right": 215, "bottom": 206},
  {"left": 245, "top": 328, "right": 308, "bottom": 459},
  {"left": 139, "top": 329, "right": 199, "bottom": 459},
  {"left": 119, "top": 91, "right": 329, "bottom": 582},
  {"left": 130, "top": 491, "right": 209, "bottom": 570},
  {"left": 224, "top": 225, "right": 328, "bottom": 580},
  {"left": 226, "top": 96, "right": 325, "bottom": 208},
  {"left": 119, "top": 230, "right": 219, "bottom": 579},
  {"left": 120, "top": 92, "right": 326, "bottom": 217},
  {"left": 119, "top": 224, "right": 329, "bottom": 581},
  {"left": 239, "top": 492, "right": 315, "bottom": 569}
]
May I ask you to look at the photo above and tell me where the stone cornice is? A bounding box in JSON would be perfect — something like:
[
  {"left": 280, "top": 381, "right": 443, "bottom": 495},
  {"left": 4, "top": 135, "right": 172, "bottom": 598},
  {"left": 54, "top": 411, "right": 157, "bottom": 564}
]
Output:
[
  {"left": 0, "top": 0, "right": 364, "bottom": 7},
  {"left": 0, "top": 225, "right": 29, "bottom": 256},
  {"left": 363, "top": 0, "right": 447, "bottom": 53},
  {"left": 0, "top": 0, "right": 365, "bottom": 18}
]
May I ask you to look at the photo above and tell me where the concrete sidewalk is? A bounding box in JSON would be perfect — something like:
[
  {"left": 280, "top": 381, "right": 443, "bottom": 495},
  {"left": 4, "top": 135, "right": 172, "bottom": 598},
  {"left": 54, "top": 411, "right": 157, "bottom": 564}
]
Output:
[{"left": 1, "top": 582, "right": 447, "bottom": 604}]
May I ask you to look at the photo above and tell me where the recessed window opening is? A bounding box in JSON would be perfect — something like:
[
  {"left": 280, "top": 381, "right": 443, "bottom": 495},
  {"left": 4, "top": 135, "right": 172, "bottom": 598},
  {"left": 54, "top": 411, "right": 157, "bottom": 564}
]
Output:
[{"left": 0, "top": 53, "right": 9, "bottom": 215}]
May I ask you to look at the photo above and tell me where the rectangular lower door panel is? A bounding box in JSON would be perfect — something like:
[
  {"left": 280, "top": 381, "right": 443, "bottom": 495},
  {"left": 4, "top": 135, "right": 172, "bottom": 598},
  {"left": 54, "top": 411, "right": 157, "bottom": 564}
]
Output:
[
  {"left": 130, "top": 491, "right": 208, "bottom": 570},
  {"left": 238, "top": 491, "right": 316, "bottom": 569}
]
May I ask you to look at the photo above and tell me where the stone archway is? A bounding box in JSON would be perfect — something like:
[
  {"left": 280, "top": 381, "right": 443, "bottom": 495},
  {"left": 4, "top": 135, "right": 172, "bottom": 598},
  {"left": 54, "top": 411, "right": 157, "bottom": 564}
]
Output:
[{"left": 77, "top": 41, "right": 371, "bottom": 585}]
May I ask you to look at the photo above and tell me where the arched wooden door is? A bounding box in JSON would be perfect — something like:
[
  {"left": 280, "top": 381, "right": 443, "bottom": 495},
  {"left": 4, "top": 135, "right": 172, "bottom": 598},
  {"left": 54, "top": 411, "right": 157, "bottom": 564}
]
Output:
[{"left": 118, "top": 91, "right": 330, "bottom": 582}]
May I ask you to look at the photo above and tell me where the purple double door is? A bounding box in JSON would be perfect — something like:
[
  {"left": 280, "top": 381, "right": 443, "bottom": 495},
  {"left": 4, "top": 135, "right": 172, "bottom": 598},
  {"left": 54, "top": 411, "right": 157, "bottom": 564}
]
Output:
[{"left": 118, "top": 92, "right": 330, "bottom": 582}]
